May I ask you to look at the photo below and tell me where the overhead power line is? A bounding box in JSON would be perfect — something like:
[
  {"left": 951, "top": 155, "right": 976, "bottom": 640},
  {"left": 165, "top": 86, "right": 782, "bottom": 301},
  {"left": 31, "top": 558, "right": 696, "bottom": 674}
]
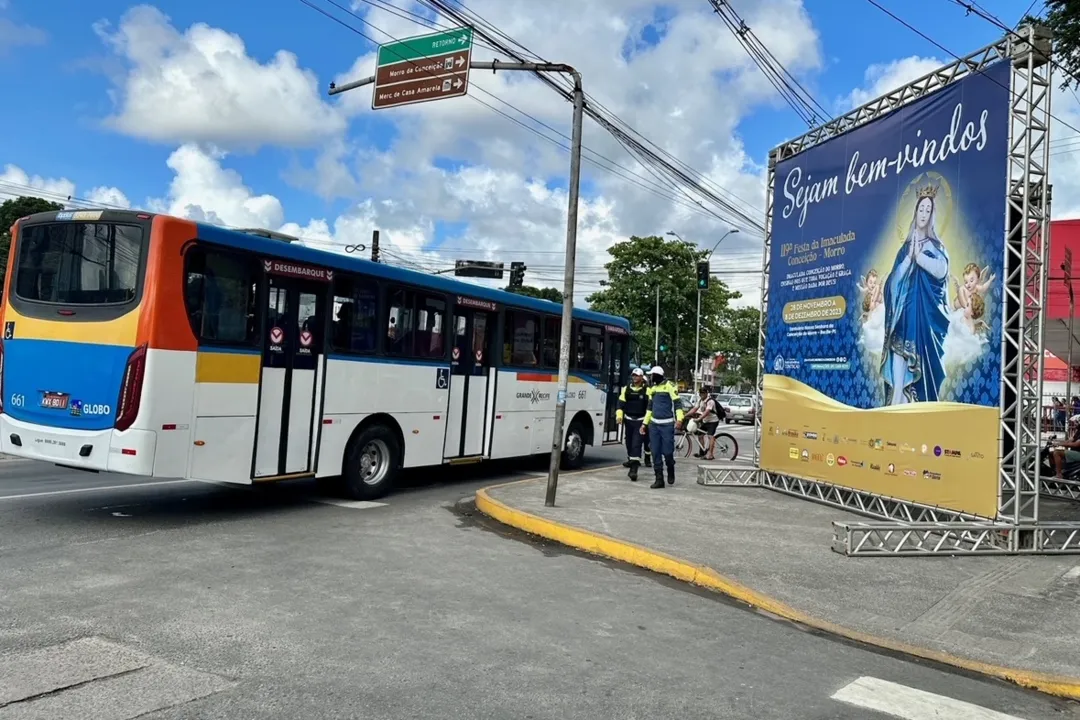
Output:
[
  {"left": 302, "top": 0, "right": 742, "bottom": 226},
  {"left": 865, "top": 0, "right": 1080, "bottom": 140},
  {"left": 705, "top": 0, "right": 830, "bottom": 128},
  {"left": 414, "top": 0, "right": 767, "bottom": 236}
]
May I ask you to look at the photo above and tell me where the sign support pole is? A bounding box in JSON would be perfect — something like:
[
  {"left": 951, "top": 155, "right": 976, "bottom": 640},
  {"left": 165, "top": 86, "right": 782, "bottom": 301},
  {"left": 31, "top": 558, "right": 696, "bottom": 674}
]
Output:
[{"left": 328, "top": 58, "right": 585, "bottom": 508}]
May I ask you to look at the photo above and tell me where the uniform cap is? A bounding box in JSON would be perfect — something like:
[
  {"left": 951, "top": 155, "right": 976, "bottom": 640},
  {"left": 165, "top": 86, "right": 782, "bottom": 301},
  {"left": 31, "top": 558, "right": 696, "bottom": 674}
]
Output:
[
  {"left": 651, "top": 366, "right": 665, "bottom": 377},
  {"left": 631, "top": 368, "right": 644, "bottom": 376}
]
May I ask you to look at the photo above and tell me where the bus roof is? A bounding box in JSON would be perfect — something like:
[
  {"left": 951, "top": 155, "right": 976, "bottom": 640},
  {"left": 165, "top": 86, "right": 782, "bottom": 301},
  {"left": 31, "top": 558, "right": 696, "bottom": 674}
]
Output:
[{"left": 16, "top": 209, "right": 631, "bottom": 331}]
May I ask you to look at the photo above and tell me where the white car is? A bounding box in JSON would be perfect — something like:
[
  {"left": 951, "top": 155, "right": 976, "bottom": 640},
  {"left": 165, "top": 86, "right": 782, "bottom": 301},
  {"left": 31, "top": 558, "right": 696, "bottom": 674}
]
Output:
[{"left": 725, "top": 395, "right": 756, "bottom": 424}]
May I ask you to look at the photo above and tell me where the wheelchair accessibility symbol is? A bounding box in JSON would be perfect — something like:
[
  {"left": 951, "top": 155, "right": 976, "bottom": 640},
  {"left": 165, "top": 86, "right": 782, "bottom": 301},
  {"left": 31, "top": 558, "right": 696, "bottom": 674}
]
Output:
[{"left": 436, "top": 367, "right": 450, "bottom": 390}]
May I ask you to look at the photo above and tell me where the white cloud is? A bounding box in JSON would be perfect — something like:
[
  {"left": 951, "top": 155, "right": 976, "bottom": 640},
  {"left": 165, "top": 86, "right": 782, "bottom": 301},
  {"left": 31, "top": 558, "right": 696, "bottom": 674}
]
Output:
[
  {"left": 95, "top": 5, "right": 344, "bottom": 150},
  {"left": 0, "top": 164, "right": 130, "bottom": 211},
  {"left": 32, "top": 1, "right": 828, "bottom": 306},
  {"left": 0, "top": 165, "right": 75, "bottom": 205},
  {"left": 841, "top": 52, "right": 1080, "bottom": 222},
  {"left": 841, "top": 55, "right": 945, "bottom": 110},
  {"left": 0, "top": 7, "right": 48, "bottom": 55}
]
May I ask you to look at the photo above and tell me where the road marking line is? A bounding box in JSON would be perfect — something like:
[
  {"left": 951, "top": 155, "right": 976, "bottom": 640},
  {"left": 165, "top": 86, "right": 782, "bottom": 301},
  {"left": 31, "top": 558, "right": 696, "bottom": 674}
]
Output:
[
  {"left": 311, "top": 499, "right": 388, "bottom": 510},
  {"left": 1063, "top": 566, "right": 1080, "bottom": 581},
  {"left": 0, "top": 479, "right": 197, "bottom": 501},
  {"left": 831, "top": 677, "right": 1027, "bottom": 720}
]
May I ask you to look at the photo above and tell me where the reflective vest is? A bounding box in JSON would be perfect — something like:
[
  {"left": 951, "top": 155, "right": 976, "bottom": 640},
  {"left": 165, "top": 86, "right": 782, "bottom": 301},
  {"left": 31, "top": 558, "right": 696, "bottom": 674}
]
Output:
[
  {"left": 644, "top": 381, "right": 684, "bottom": 425},
  {"left": 617, "top": 383, "right": 649, "bottom": 421}
]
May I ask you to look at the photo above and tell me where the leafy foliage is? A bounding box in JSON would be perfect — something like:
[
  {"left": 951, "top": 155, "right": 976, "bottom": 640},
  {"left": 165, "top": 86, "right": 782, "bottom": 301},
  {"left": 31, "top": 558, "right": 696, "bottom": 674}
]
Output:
[
  {"left": 586, "top": 235, "right": 756, "bottom": 385},
  {"left": 0, "top": 196, "right": 63, "bottom": 293},
  {"left": 1034, "top": 2, "right": 1080, "bottom": 89},
  {"left": 505, "top": 284, "right": 564, "bottom": 304}
]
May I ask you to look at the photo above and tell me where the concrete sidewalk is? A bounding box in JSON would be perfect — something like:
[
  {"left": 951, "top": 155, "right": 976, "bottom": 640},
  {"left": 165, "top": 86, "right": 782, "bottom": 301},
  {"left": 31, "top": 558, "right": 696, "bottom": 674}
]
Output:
[{"left": 477, "top": 464, "right": 1080, "bottom": 698}]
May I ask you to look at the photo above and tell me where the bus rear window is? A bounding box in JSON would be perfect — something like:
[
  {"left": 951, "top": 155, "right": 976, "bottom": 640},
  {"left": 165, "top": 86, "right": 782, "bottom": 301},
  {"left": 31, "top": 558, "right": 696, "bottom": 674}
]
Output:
[{"left": 15, "top": 222, "right": 143, "bottom": 305}]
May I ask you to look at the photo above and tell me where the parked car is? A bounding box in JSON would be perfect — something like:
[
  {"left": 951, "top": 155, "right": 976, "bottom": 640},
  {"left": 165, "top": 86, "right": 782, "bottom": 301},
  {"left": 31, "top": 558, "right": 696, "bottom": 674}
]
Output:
[{"left": 725, "top": 395, "right": 756, "bottom": 424}]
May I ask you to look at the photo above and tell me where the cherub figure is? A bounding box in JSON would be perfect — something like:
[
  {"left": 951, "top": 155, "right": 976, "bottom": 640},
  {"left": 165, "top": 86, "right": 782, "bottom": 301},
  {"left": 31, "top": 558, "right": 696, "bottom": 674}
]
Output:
[
  {"left": 951, "top": 262, "right": 995, "bottom": 313},
  {"left": 960, "top": 289, "right": 989, "bottom": 334},
  {"left": 856, "top": 269, "right": 883, "bottom": 321}
]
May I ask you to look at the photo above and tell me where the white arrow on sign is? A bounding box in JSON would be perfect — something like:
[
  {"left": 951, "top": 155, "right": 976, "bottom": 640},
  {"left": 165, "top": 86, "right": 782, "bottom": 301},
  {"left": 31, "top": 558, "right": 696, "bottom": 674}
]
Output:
[
  {"left": 453, "top": 78, "right": 463, "bottom": 90},
  {"left": 455, "top": 56, "right": 465, "bottom": 68},
  {"left": 458, "top": 35, "right": 467, "bottom": 44}
]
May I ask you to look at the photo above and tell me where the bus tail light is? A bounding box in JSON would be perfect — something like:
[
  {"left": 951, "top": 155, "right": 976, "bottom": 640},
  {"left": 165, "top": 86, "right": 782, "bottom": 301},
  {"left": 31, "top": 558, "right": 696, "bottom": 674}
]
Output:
[
  {"left": 0, "top": 339, "right": 5, "bottom": 413},
  {"left": 115, "top": 344, "right": 147, "bottom": 432}
]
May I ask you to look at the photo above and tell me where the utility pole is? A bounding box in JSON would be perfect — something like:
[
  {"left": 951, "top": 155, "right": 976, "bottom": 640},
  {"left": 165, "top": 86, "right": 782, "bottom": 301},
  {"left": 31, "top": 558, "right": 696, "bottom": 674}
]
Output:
[
  {"left": 371, "top": 229, "right": 380, "bottom": 263},
  {"left": 654, "top": 285, "right": 660, "bottom": 365},
  {"left": 328, "top": 57, "right": 584, "bottom": 508}
]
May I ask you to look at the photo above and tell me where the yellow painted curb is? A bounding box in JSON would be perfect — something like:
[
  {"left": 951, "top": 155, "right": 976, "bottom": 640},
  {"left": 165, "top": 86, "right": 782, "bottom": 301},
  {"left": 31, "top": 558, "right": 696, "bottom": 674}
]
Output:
[{"left": 475, "top": 479, "right": 1080, "bottom": 701}]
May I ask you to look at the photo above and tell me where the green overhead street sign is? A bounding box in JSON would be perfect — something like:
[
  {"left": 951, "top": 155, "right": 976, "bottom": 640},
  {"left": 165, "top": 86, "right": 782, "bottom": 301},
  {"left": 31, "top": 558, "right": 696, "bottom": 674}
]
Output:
[
  {"left": 377, "top": 28, "right": 473, "bottom": 66},
  {"left": 372, "top": 28, "right": 474, "bottom": 110}
]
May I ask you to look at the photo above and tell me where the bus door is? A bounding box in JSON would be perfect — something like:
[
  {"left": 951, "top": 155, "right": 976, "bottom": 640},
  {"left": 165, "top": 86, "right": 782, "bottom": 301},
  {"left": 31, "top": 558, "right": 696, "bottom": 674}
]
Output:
[
  {"left": 603, "top": 330, "right": 628, "bottom": 444},
  {"left": 253, "top": 274, "right": 328, "bottom": 478},
  {"left": 444, "top": 303, "right": 496, "bottom": 459}
]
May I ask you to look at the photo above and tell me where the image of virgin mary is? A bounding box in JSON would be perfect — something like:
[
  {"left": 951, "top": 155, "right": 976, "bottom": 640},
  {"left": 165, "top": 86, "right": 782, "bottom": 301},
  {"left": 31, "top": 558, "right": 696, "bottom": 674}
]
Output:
[{"left": 880, "top": 181, "right": 951, "bottom": 405}]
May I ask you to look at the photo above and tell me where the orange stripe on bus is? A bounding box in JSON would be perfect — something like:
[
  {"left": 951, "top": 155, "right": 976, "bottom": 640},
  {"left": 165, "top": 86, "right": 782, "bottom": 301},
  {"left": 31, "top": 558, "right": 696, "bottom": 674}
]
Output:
[{"left": 137, "top": 216, "right": 200, "bottom": 352}]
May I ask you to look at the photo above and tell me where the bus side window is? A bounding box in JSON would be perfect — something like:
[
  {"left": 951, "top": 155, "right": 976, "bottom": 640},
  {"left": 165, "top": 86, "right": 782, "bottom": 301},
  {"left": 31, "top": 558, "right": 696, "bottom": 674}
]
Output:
[
  {"left": 504, "top": 311, "right": 539, "bottom": 367},
  {"left": 542, "top": 316, "right": 560, "bottom": 368},
  {"left": 331, "top": 274, "right": 378, "bottom": 354},
  {"left": 184, "top": 246, "right": 256, "bottom": 345},
  {"left": 576, "top": 323, "right": 604, "bottom": 374}
]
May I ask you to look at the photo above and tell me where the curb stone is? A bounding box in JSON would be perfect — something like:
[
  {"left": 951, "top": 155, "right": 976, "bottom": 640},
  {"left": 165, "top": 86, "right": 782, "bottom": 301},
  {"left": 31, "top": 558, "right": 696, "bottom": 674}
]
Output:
[{"left": 475, "top": 479, "right": 1080, "bottom": 702}]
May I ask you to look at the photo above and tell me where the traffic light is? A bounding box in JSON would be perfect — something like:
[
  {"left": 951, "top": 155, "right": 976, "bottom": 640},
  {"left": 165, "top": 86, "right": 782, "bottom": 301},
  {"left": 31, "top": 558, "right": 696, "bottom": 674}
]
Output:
[
  {"left": 659, "top": 340, "right": 668, "bottom": 353},
  {"left": 696, "top": 261, "right": 710, "bottom": 290},
  {"left": 509, "top": 262, "right": 526, "bottom": 289}
]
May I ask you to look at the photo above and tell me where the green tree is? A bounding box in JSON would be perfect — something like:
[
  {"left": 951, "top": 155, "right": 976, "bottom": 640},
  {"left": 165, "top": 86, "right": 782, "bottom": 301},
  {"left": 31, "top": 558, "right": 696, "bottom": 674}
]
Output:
[
  {"left": 0, "top": 196, "right": 63, "bottom": 292},
  {"left": 586, "top": 235, "right": 740, "bottom": 386},
  {"left": 1027, "top": 3, "right": 1080, "bottom": 88},
  {"left": 505, "top": 284, "right": 564, "bottom": 304},
  {"left": 712, "top": 306, "right": 761, "bottom": 391}
]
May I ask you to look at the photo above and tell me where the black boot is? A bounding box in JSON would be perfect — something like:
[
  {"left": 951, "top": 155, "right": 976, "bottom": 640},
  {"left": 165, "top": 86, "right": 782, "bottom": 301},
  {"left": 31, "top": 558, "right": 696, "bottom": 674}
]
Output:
[
  {"left": 650, "top": 473, "right": 665, "bottom": 489},
  {"left": 667, "top": 470, "right": 675, "bottom": 486},
  {"left": 622, "top": 460, "right": 632, "bottom": 468},
  {"left": 628, "top": 461, "right": 639, "bottom": 482}
]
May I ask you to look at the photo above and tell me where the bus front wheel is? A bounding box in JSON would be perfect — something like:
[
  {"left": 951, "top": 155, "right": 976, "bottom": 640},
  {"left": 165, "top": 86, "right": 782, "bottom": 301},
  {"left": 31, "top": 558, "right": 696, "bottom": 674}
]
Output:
[{"left": 342, "top": 424, "right": 401, "bottom": 500}]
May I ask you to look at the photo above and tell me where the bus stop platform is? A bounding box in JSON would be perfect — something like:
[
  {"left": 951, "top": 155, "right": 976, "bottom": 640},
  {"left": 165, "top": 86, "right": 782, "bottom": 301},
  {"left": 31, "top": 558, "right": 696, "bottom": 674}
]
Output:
[{"left": 475, "top": 465, "right": 1080, "bottom": 699}]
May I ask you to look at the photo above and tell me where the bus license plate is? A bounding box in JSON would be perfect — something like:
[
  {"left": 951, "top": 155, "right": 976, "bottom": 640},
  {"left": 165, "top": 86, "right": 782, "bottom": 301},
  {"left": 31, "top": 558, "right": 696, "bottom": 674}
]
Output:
[{"left": 41, "top": 392, "right": 70, "bottom": 410}]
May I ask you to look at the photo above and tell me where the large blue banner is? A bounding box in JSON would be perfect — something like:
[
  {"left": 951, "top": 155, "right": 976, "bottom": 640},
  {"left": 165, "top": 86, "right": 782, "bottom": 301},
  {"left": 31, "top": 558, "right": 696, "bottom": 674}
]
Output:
[{"left": 760, "top": 60, "right": 1010, "bottom": 518}]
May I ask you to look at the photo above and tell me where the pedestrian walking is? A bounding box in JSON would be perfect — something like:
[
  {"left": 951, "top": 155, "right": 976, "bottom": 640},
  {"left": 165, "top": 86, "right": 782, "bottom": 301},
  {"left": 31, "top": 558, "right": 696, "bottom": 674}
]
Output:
[
  {"left": 616, "top": 367, "right": 652, "bottom": 481},
  {"left": 641, "top": 366, "right": 684, "bottom": 489}
]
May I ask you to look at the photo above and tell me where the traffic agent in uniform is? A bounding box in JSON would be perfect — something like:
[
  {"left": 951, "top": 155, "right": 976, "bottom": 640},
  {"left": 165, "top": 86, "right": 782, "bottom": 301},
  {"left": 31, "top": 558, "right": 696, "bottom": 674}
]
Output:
[
  {"left": 641, "top": 366, "right": 684, "bottom": 489},
  {"left": 616, "top": 367, "right": 652, "bottom": 481}
]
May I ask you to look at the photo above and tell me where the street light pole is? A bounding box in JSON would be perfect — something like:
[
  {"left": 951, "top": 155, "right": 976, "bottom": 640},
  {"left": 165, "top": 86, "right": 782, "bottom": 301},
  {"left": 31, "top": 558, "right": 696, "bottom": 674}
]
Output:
[
  {"left": 326, "top": 58, "right": 585, "bottom": 509},
  {"left": 654, "top": 285, "right": 660, "bottom": 364}
]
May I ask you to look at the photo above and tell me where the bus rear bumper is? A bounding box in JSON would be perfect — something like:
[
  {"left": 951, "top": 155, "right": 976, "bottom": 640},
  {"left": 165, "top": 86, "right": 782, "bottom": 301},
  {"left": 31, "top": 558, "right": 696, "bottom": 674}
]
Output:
[{"left": 0, "top": 415, "right": 156, "bottom": 475}]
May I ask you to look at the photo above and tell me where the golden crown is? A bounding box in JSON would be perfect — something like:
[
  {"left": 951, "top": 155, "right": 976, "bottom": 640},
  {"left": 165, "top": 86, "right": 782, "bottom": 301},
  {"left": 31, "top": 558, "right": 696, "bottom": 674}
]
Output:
[{"left": 916, "top": 183, "right": 939, "bottom": 200}]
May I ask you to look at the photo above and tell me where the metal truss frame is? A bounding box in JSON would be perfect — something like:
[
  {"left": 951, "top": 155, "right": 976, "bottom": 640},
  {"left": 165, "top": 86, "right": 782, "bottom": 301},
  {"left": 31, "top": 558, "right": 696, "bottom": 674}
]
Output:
[{"left": 735, "top": 25, "right": 1080, "bottom": 555}]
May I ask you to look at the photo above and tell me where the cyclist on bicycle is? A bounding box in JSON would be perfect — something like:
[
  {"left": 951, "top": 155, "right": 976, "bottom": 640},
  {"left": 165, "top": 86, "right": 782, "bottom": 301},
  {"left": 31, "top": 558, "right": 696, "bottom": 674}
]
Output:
[{"left": 685, "top": 387, "right": 721, "bottom": 460}]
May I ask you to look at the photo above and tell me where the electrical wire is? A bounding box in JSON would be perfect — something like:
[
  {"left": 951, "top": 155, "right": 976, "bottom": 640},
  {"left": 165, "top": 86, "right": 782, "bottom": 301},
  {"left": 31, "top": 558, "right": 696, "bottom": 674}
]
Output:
[
  {"left": 429, "top": 0, "right": 766, "bottom": 224},
  {"left": 865, "top": 0, "right": 1080, "bottom": 139},
  {"left": 705, "top": 0, "right": 831, "bottom": 128},
  {"left": 415, "top": 0, "right": 767, "bottom": 234},
  {"left": 303, "top": 0, "right": 737, "bottom": 225}
]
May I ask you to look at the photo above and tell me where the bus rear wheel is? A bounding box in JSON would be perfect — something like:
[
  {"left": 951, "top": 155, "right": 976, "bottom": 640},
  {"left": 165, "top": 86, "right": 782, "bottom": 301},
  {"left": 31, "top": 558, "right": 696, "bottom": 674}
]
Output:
[
  {"left": 561, "top": 420, "right": 587, "bottom": 470},
  {"left": 342, "top": 424, "right": 401, "bottom": 501}
]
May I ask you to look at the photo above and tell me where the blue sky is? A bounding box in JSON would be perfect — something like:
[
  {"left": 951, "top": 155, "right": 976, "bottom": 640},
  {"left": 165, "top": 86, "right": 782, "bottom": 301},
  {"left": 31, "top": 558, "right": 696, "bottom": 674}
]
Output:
[{"left": 0, "top": 0, "right": 1048, "bottom": 297}]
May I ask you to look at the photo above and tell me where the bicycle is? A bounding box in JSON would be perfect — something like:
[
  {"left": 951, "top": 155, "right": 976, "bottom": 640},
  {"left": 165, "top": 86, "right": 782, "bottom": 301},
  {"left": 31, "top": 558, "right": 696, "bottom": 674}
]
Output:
[{"left": 674, "top": 424, "right": 738, "bottom": 461}]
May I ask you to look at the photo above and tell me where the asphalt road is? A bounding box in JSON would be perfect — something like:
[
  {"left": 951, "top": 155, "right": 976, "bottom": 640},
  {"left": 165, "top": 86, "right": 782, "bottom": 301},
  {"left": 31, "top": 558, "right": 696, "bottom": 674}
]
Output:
[{"left": 0, "top": 436, "right": 1075, "bottom": 719}]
